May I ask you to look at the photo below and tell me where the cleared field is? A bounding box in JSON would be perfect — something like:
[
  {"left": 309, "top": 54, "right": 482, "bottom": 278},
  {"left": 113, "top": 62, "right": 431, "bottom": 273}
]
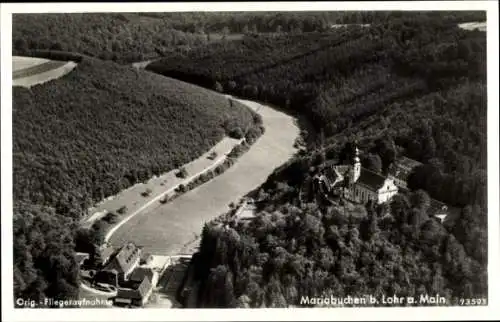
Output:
[
  {"left": 109, "top": 97, "right": 299, "bottom": 255},
  {"left": 12, "top": 56, "right": 52, "bottom": 70},
  {"left": 13, "top": 56, "right": 77, "bottom": 88},
  {"left": 458, "top": 21, "right": 486, "bottom": 31}
]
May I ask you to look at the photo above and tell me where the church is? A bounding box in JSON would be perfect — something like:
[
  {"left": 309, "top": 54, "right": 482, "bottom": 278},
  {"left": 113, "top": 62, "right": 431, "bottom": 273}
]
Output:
[{"left": 317, "top": 147, "right": 399, "bottom": 205}]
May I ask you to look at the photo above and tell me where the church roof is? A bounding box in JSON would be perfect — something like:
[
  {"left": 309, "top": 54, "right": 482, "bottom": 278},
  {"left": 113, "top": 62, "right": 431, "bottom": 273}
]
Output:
[{"left": 356, "top": 168, "right": 387, "bottom": 191}]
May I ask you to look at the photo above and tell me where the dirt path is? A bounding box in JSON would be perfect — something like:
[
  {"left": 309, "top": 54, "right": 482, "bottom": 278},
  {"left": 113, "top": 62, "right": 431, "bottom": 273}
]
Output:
[
  {"left": 109, "top": 97, "right": 300, "bottom": 254},
  {"left": 103, "top": 143, "right": 240, "bottom": 243},
  {"left": 13, "top": 56, "right": 77, "bottom": 88},
  {"left": 458, "top": 21, "right": 486, "bottom": 31}
]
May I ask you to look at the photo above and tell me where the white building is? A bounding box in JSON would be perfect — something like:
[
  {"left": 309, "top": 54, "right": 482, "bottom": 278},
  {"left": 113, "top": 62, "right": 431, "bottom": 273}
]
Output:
[{"left": 321, "top": 147, "right": 399, "bottom": 204}]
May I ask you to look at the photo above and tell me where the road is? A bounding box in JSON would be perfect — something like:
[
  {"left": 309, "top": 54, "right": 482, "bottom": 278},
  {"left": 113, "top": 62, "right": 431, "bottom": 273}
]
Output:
[
  {"left": 104, "top": 146, "right": 239, "bottom": 243},
  {"left": 109, "top": 96, "right": 300, "bottom": 254}
]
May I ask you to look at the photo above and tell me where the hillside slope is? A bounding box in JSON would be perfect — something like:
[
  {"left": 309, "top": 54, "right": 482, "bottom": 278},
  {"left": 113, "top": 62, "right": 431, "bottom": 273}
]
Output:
[
  {"left": 147, "top": 18, "right": 487, "bottom": 209},
  {"left": 12, "top": 13, "right": 208, "bottom": 62},
  {"left": 13, "top": 57, "right": 260, "bottom": 304},
  {"left": 13, "top": 57, "right": 257, "bottom": 218},
  {"left": 159, "top": 15, "right": 488, "bottom": 308}
]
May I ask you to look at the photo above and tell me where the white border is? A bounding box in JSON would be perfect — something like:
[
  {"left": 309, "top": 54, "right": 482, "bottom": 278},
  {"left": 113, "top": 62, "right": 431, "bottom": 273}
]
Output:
[{"left": 1, "top": 2, "right": 499, "bottom": 321}]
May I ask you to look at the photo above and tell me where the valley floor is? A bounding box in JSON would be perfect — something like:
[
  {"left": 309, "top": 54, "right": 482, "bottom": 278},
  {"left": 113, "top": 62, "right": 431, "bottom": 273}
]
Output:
[{"left": 108, "top": 97, "right": 300, "bottom": 255}]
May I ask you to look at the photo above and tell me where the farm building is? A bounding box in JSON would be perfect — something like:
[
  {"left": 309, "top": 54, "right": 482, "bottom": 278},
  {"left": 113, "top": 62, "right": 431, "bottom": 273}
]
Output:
[
  {"left": 129, "top": 267, "right": 155, "bottom": 285},
  {"left": 113, "top": 276, "right": 153, "bottom": 307},
  {"left": 99, "top": 242, "right": 141, "bottom": 284}
]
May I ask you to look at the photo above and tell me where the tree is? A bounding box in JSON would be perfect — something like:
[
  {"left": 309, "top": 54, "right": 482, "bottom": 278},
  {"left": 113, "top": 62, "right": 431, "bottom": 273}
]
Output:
[
  {"left": 222, "top": 26, "right": 230, "bottom": 40},
  {"left": 362, "top": 153, "right": 382, "bottom": 173},
  {"left": 410, "top": 190, "right": 431, "bottom": 212},
  {"left": 214, "top": 81, "right": 224, "bottom": 93},
  {"left": 14, "top": 38, "right": 28, "bottom": 52},
  {"left": 229, "top": 127, "right": 244, "bottom": 139},
  {"left": 227, "top": 80, "right": 237, "bottom": 91},
  {"left": 242, "top": 25, "right": 249, "bottom": 35},
  {"left": 372, "top": 137, "right": 397, "bottom": 173}
]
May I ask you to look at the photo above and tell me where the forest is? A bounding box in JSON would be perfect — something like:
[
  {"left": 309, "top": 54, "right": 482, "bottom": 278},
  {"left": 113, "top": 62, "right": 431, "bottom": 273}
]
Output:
[
  {"left": 12, "top": 13, "right": 208, "bottom": 63},
  {"left": 12, "top": 57, "right": 259, "bottom": 303},
  {"left": 165, "top": 14, "right": 487, "bottom": 307},
  {"left": 147, "top": 15, "right": 487, "bottom": 210},
  {"left": 12, "top": 12, "right": 486, "bottom": 64}
]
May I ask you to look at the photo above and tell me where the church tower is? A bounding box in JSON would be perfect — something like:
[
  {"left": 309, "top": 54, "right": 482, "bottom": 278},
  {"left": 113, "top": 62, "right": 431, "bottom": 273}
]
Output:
[{"left": 352, "top": 146, "right": 361, "bottom": 182}]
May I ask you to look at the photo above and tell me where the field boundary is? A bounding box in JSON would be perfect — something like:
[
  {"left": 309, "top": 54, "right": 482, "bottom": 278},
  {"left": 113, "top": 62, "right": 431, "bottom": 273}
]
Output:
[{"left": 103, "top": 141, "right": 242, "bottom": 243}]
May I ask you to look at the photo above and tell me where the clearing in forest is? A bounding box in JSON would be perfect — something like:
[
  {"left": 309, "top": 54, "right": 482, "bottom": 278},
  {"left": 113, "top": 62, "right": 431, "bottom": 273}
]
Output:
[{"left": 13, "top": 56, "right": 77, "bottom": 88}]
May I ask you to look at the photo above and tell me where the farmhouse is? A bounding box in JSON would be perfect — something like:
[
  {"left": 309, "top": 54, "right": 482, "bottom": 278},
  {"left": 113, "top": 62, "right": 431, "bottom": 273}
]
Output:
[
  {"left": 320, "top": 147, "right": 398, "bottom": 204},
  {"left": 113, "top": 275, "right": 153, "bottom": 307},
  {"left": 97, "top": 242, "right": 141, "bottom": 286}
]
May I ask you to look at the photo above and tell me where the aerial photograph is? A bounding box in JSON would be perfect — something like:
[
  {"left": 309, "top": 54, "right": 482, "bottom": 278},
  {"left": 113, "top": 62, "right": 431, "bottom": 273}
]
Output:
[{"left": 4, "top": 4, "right": 493, "bottom": 316}]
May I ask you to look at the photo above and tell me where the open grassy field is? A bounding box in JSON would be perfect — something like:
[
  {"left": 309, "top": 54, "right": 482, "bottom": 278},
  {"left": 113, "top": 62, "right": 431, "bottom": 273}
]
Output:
[
  {"left": 13, "top": 56, "right": 77, "bottom": 87},
  {"left": 109, "top": 97, "right": 299, "bottom": 255},
  {"left": 81, "top": 136, "right": 241, "bottom": 231},
  {"left": 458, "top": 21, "right": 486, "bottom": 31}
]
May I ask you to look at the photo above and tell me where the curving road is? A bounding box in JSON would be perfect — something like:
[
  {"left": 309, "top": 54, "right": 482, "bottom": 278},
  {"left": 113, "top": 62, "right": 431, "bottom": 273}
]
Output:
[{"left": 109, "top": 97, "right": 300, "bottom": 255}]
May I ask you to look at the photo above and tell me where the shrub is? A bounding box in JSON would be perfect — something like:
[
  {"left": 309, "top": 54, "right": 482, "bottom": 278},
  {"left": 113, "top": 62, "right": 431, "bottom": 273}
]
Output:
[
  {"left": 176, "top": 184, "right": 187, "bottom": 193},
  {"left": 229, "top": 127, "right": 245, "bottom": 139},
  {"left": 141, "top": 188, "right": 153, "bottom": 197},
  {"left": 253, "top": 113, "right": 263, "bottom": 125},
  {"left": 116, "top": 206, "right": 128, "bottom": 215},
  {"left": 176, "top": 167, "right": 189, "bottom": 179},
  {"left": 102, "top": 212, "right": 119, "bottom": 224}
]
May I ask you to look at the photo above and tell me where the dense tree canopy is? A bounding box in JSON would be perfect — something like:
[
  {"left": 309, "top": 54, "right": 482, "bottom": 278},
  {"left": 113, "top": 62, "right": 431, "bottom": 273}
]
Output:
[
  {"left": 13, "top": 57, "right": 260, "bottom": 302},
  {"left": 177, "top": 13, "right": 487, "bottom": 308},
  {"left": 147, "top": 15, "right": 486, "bottom": 211},
  {"left": 12, "top": 13, "right": 209, "bottom": 63}
]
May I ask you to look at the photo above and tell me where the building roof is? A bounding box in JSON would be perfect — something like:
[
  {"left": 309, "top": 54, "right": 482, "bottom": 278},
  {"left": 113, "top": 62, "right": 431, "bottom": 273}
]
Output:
[
  {"left": 430, "top": 198, "right": 448, "bottom": 214},
  {"left": 397, "top": 156, "right": 423, "bottom": 169},
  {"left": 97, "top": 245, "right": 115, "bottom": 262},
  {"left": 356, "top": 168, "right": 387, "bottom": 191},
  {"left": 104, "top": 242, "right": 140, "bottom": 274},
  {"left": 140, "top": 252, "right": 153, "bottom": 261},
  {"left": 116, "top": 276, "right": 152, "bottom": 300},
  {"left": 129, "top": 267, "right": 155, "bottom": 283},
  {"left": 75, "top": 252, "right": 90, "bottom": 264}
]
